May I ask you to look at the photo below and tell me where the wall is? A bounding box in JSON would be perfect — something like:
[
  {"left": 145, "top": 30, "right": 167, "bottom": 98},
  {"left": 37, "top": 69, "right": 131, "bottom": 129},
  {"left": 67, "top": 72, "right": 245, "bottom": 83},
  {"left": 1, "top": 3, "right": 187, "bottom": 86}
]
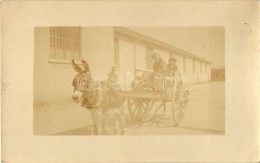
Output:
[
  {"left": 34, "top": 27, "right": 211, "bottom": 104},
  {"left": 173, "top": 54, "right": 210, "bottom": 84},
  {"left": 34, "top": 27, "right": 113, "bottom": 103},
  {"left": 34, "top": 27, "right": 74, "bottom": 103},
  {"left": 81, "top": 27, "right": 114, "bottom": 78},
  {"left": 118, "top": 40, "right": 135, "bottom": 89},
  {"left": 114, "top": 28, "right": 212, "bottom": 84}
]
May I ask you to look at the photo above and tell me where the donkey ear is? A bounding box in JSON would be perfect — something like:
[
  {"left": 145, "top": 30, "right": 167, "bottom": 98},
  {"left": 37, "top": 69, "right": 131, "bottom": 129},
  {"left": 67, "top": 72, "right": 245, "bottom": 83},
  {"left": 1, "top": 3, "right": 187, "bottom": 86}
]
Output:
[
  {"left": 82, "top": 60, "right": 90, "bottom": 72},
  {"left": 72, "top": 59, "right": 82, "bottom": 73}
]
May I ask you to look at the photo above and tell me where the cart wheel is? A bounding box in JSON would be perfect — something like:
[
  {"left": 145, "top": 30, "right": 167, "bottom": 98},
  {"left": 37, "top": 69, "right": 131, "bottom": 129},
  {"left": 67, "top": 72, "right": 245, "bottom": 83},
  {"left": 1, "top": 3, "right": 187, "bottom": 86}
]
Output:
[
  {"left": 172, "top": 103, "right": 183, "bottom": 126},
  {"left": 127, "top": 98, "right": 151, "bottom": 122}
]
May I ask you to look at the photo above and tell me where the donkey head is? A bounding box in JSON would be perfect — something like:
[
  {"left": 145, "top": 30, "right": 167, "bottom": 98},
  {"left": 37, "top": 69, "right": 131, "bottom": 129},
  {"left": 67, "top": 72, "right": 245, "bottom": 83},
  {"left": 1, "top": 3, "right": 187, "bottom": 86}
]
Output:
[{"left": 71, "top": 59, "right": 91, "bottom": 103}]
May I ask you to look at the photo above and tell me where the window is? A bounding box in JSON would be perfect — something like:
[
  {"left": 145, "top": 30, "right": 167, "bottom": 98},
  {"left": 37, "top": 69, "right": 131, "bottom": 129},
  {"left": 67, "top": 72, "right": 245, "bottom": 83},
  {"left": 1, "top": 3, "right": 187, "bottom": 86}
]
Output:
[
  {"left": 49, "top": 27, "right": 81, "bottom": 63},
  {"left": 135, "top": 45, "right": 147, "bottom": 71},
  {"left": 200, "top": 62, "right": 202, "bottom": 73},
  {"left": 146, "top": 47, "right": 153, "bottom": 71},
  {"left": 183, "top": 56, "right": 186, "bottom": 73},
  {"left": 193, "top": 59, "right": 196, "bottom": 74},
  {"left": 114, "top": 38, "right": 120, "bottom": 68}
]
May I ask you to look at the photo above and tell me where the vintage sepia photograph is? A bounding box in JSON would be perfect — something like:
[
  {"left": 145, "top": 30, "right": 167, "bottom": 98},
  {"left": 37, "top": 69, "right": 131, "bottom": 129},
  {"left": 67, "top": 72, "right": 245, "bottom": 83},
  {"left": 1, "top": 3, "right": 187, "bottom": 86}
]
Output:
[
  {"left": 3, "top": 0, "right": 259, "bottom": 162},
  {"left": 3, "top": 1, "right": 259, "bottom": 162},
  {"left": 33, "top": 26, "right": 225, "bottom": 135}
]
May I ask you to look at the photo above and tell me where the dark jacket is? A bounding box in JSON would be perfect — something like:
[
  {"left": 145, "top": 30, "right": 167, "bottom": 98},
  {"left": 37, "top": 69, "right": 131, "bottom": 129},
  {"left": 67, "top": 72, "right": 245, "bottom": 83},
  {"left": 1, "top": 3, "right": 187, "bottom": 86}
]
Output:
[{"left": 153, "top": 58, "right": 167, "bottom": 73}]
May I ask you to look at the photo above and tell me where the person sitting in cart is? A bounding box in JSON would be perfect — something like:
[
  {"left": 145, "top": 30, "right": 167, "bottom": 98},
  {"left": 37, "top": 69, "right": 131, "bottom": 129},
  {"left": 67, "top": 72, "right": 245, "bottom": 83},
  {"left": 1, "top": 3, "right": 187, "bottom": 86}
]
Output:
[
  {"left": 167, "top": 57, "right": 178, "bottom": 75},
  {"left": 166, "top": 57, "right": 180, "bottom": 91},
  {"left": 151, "top": 52, "right": 167, "bottom": 73},
  {"left": 150, "top": 52, "right": 167, "bottom": 91}
]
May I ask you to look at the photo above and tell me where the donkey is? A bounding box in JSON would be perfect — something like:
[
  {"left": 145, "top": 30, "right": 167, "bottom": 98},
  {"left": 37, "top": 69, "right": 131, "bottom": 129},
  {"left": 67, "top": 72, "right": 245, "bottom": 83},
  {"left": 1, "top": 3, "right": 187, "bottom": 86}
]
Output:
[{"left": 71, "top": 59, "right": 125, "bottom": 135}]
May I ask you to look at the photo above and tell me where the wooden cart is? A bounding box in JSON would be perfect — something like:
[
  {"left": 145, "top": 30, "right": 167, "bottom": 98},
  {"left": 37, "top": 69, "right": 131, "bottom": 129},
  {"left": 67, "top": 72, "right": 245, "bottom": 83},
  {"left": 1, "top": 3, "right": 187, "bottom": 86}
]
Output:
[{"left": 117, "top": 74, "right": 189, "bottom": 126}]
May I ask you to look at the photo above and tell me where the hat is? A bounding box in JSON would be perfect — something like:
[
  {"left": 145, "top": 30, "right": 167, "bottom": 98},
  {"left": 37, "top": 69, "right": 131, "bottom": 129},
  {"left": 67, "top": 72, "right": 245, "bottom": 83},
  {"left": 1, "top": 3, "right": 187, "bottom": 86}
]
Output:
[{"left": 168, "top": 58, "right": 177, "bottom": 62}]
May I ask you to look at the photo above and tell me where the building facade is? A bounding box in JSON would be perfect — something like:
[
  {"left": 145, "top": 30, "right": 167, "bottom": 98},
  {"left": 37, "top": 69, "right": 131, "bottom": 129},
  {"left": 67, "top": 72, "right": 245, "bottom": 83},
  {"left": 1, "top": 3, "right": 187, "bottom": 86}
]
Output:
[
  {"left": 34, "top": 27, "right": 211, "bottom": 103},
  {"left": 113, "top": 27, "right": 211, "bottom": 85}
]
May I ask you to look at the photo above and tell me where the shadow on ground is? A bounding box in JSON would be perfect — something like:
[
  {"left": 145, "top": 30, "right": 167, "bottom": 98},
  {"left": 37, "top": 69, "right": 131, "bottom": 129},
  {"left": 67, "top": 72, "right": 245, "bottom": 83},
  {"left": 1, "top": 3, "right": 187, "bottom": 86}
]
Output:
[{"left": 53, "top": 113, "right": 224, "bottom": 135}]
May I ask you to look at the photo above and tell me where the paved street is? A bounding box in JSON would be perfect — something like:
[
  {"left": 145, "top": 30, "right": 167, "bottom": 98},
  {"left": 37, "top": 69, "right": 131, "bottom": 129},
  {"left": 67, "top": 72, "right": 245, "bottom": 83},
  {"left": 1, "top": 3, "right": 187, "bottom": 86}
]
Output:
[{"left": 34, "top": 81, "right": 225, "bottom": 135}]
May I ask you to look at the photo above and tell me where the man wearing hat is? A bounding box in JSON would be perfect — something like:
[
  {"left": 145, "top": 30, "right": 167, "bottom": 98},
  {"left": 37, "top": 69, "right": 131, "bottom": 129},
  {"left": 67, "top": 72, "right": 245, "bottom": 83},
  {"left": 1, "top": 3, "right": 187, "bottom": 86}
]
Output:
[
  {"left": 167, "top": 57, "right": 178, "bottom": 74},
  {"left": 149, "top": 52, "right": 167, "bottom": 91},
  {"left": 151, "top": 52, "right": 167, "bottom": 73}
]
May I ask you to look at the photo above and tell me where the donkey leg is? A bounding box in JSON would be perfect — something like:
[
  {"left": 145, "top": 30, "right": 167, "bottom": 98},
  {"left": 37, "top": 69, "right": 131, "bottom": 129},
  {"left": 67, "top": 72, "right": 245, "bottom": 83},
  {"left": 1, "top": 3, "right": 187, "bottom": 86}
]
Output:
[
  {"left": 119, "top": 116, "right": 125, "bottom": 135},
  {"left": 118, "top": 107, "right": 125, "bottom": 135},
  {"left": 93, "top": 124, "right": 98, "bottom": 135},
  {"left": 114, "top": 107, "right": 124, "bottom": 135},
  {"left": 113, "top": 113, "right": 120, "bottom": 135},
  {"left": 95, "top": 108, "right": 104, "bottom": 135},
  {"left": 89, "top": 109, "right": 98, "bottom": 135},
  {"left": 101, "top": 113, "right": 107, "bottom": 135}
]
